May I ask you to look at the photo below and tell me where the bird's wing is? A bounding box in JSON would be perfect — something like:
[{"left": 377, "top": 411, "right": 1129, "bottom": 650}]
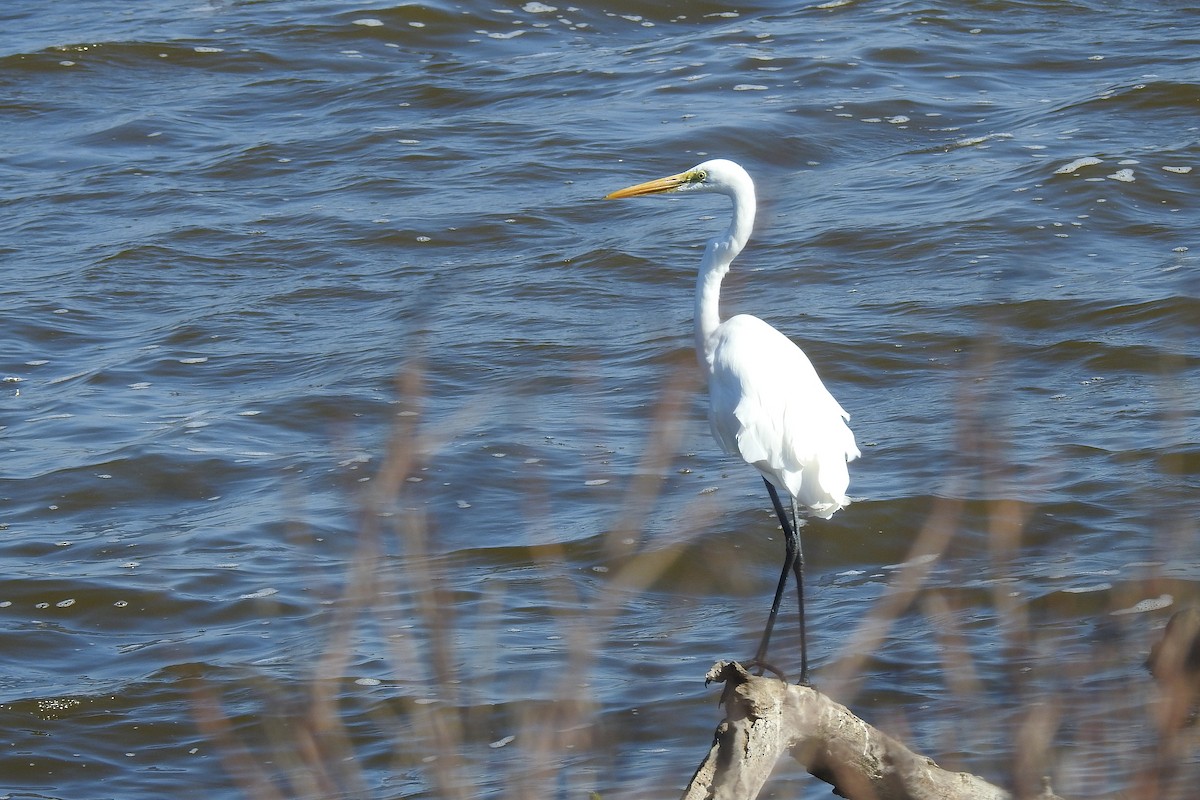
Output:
[{"left": 707, "top": 314, "right": 860, "bottom": 517}]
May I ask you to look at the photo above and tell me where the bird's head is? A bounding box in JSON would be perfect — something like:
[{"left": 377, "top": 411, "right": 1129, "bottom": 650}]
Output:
[{"left": 605, "top": 158, "right": 752, "bottom": 200}]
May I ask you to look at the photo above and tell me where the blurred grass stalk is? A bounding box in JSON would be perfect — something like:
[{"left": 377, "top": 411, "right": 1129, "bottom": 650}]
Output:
[
  {"left": 188, "top": 361, "right": 705, "bottom": 799},
  {"left": 195, "top": 348, "right": 1197, "bottom": 800}
]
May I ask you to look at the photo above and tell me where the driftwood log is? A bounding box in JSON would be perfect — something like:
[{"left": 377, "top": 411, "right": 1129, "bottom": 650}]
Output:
[{"left": 682, "top": 661, "right": 1065, "bottom": 800}]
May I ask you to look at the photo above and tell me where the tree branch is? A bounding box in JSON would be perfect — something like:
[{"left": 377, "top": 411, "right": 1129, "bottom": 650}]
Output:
[{"left": 681, "top": 661, "right": 1064, "bottom": 800}]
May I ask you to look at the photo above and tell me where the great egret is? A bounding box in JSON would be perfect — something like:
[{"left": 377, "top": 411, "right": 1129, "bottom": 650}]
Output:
[{"left": 606, "top": 159, "right": 860, "bottom": 684}]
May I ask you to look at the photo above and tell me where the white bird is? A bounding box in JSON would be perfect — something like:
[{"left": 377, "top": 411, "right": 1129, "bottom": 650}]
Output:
[{"left": 606, "top": 159, "right": 860, "bottom": 684}]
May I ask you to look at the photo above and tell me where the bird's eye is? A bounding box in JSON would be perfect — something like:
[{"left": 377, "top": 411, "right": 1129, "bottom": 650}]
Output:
[{"left": 691, "top": 169, "right": 707, "bottom": 183}]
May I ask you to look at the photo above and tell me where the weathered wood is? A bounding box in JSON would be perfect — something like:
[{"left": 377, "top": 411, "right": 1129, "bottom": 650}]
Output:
[{"left": 682, "top": 661, "right": 1064, "bottom": 800}]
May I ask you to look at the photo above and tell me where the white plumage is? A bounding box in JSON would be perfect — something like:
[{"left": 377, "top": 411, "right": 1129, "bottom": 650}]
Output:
[
  {"left": 607, "top": 158, "right": 859, "bottom": 683},
  {"left": 708, "top": 313, "right": 858, "bottom": 519}
]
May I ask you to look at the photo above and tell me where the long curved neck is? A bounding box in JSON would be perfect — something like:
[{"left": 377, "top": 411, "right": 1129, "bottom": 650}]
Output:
[{"left": 694, "top": 186, "right": 755, "bottom": 368}]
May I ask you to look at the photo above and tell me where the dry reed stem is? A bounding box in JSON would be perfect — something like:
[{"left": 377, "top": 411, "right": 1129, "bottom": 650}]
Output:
[{"left": 196, "top": 347, "right": 1200, "bottom": 800}]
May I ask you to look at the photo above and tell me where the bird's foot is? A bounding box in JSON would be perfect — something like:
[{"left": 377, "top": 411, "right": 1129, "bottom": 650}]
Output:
[{"left": 743, "top": 658, "right": 788, "bottom": 682}]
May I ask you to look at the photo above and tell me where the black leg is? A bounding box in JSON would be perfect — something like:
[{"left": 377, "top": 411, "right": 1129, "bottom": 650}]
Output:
[
  {"left": 789, "top": 497, "right": 809, "bottom": 686},
  {"left": 751, "top": 478, "right": 802, "bottom": 682}
]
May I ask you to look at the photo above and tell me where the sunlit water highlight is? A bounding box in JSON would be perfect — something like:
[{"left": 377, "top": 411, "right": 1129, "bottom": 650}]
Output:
[{"left": 2, "top": 1, "right": 1198, "bottom": 797}]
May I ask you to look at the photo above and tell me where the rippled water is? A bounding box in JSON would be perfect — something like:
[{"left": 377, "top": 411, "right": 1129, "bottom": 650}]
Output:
[{"left": 2, "top": 1, "right": 1198, "bottom": 798}]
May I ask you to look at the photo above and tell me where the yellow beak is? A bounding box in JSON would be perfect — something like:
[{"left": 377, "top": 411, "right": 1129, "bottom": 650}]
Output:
[{"left": 605, "top": 170, "right": 694, "bottom": 199}]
